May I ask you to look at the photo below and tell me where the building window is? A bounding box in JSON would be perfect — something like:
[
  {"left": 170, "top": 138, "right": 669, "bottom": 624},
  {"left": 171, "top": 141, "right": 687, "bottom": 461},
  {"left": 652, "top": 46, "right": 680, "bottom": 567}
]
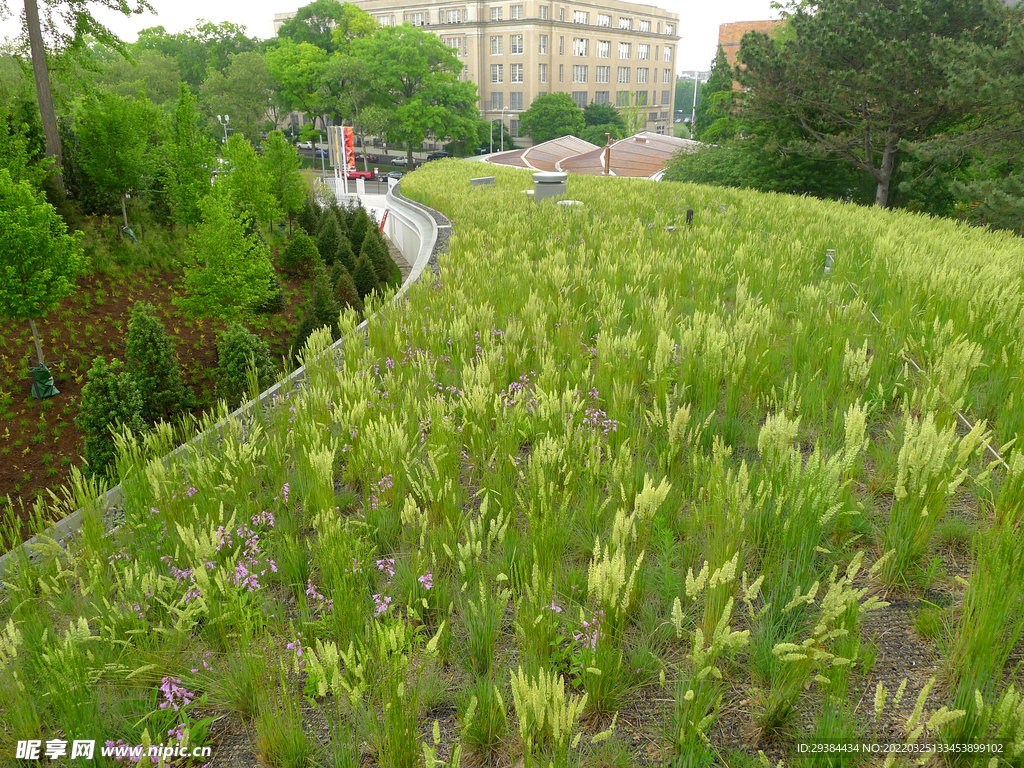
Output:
[
  {"left": 408, "top": 12, "right": 425, "bottom": 26},
  {"left": 375, "top": 15, "right": 392, "bottom": 26},
  {"left": 572, "top": 64, "right": 588, "bottom": 82},
  {"left": 663, "top": 68, "right": 671, "bottom": 83},
  {"left": 637, "top": 44, "right": 650, "bottom": 60},
  {"left": 491, "top": 91, "right": 503, "bottom": 110},
  {"left": 638, "top": 19, "right": 650, "bottom": 32},
  {"left": 572, "top": 91, "right": 588, "bottom": 109},
  {"left": 666, "top": 23, "right": 674, "bottom": 35},
  {"left": 648, "top": 110, "right": 657, "bottom": 121},
  {"left": 597, "top": 13, "right": 610, "bottom": 27},
  {"left": 539, "top": 63, "right": 548, "bottom": 82},
  {"left": 490, "top": 6, "right": 502, "bottom": 20},
  {"left": 539, "top": 5, "right": 548, "bottom": 19},
  {"left": 616, "top": 90, "right": 629, "bottom": 106},
  {"left": 491, "top": 64, "right": 504, "bottom": 82},
  {"left": 619, "top": 42, "right": 631, "bottom": 59},
  {"left": 559, "top": 64, "right": 564, "bottom": 82},
  {"left": 491, "top": 36, "right": 503, "bottom": 55},
  {"left": 511, "top": 63, "right": 524, "bottom": 82},
  {"left": 594, "top": 90, "right": 609, "bottom": 105},
  {"left": 510, "top": 4, "right": 523, "bottom": 19},
  {"left": 637, "top": 67, "right": 649, "bottom": 84},
  {"left": 664, "top": 45, "right": 672, "bottom": 62},
  {"left": 510, "top": 91, "right": 523, "bottom": 109},
  {"left": 661, "top": 90, "right": 670, "bottom": 104},
  {"left": 510, "top": 119, "right": 520, "bottom": 137},
  {"left": 617, "top": 66, "right": 629, "bottom": 83},
  {"left": 636, "top": 91, "right": 648, "bottom": 105},
  {"left": 511, "top": 34, "right": 523, "bottom": 53},
  {"left": 539, "top": 35, "right": 547, "bottom": 54},
  {"left": 443, "top": 9, "right": 461, "bottom": 23},
  {"left": 559, "top": 7, "right": 564, "bottom": 21},
  {"left": 559, "top": 36, "right": 564, "bottom": 55},
  {"left": 596, "top": 65, "right": 610, "bottom": 83},
  {"left": 596, "top": 40, "right": 610, "bottom": 58},
  {"left": 573, "top": 10, "right": 588, "bottom": 24},
  {"left": 572, "top": 37, "right": 588, "bottom": 56},
  {"left": 619, "top": 16, "right": 631, "bottom": 30},
  {"left": 463, "top": 64, "right": 469, "bottom": 80},
  {"left": 660, "top": 110, "right": 669, "bottom": 119},
  {"left": 444, "top": 36, "right": 461, "bottom": 50}
]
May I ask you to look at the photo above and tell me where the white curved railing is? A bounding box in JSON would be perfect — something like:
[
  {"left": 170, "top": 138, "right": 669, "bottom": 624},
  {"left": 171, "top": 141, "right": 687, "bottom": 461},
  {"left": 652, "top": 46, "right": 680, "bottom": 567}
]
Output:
[{"left": 0, "top": 185, "right": 444, "bottom": 579}]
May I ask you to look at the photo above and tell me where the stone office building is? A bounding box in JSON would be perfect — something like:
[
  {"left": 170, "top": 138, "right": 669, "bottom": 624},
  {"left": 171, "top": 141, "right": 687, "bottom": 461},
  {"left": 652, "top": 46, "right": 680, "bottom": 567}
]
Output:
[{"left": 274, "top": 0, "right": 681, "bottom": 144}]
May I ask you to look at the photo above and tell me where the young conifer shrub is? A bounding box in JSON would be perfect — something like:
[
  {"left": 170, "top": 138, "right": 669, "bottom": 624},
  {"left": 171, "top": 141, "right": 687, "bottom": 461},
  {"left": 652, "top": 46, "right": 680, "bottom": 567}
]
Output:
[
  {"left": 292, "top": 266, "right": 341, "bottom": 353},
  {"left": 336, "top": 234, "right": 356, "bottom": 275},
  {"left": 330, "top": 262, "right": 364, "bottom": 314},
  {"left": 349, "top": 204, "right": 371, "bottom": 254},
  {"left": 77, "top": 357, "right": 146, "bottom": 477},
  {"left": 124, "top": 301, "right": 195, "bottom": 423},
  {"left": 279, "top": 228, "right": 321, "bottom": 275},
  {"left": 296, "top": 195, "right": 319, "bottom": 234},
  {"left": 315, "top": 211, "right": 342, "bottom": 266},
  {"left": 215, "top": 323, "right": 277, "bottom": 408},
  {"left": 353, "top": 254, "right": 380, "bottom": 299},
  {"left": 361, "top": 228, "right": 394, "bottom": 284}
]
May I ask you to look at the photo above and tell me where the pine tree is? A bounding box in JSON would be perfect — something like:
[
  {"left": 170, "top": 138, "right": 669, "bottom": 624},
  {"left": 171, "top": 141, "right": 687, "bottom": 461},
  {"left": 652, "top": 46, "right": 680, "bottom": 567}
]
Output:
[
  {"left": 336, "top": 234, "right": 356, "bottom": 275},
  {"left": 353, "top": 254, "right": 380, "bottom": 299},
  {"left": 77, "top": 357, "right": 146, "bottom": 477},
  {"left": 215, "top": 323, "right": 277, "bottom": 408},
  {"left": 125, "top": 301, "right": 195, "bottom": 423},
  {"left": 349, "top": 204, "right": 371, "bottom": 254},
  {"left": 297, "top": 195, "right": 319, "bottom": 234},
  {"left": 361, "top": 227, "right": 392, "bottom": 284},
  {"left": 330, "top": 262, "right": 365, "bottom": 314},
  {"left": 292, "top": 265, "right": 341, "bottom": 352},
  {"left": 693, "top": 45, "right": 733, "bottom": 141},
  {"left": 315, "top": 210, "right": 342, "bottom": 266},
  {"left": 280, "top": 228, "right": 322, "bottom": 275}
]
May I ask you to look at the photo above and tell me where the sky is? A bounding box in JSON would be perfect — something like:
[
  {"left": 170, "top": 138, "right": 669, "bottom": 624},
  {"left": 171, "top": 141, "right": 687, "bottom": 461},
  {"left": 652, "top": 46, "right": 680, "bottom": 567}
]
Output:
[{"left": 0, "top": 0, "right": 780, "bottom": 73}]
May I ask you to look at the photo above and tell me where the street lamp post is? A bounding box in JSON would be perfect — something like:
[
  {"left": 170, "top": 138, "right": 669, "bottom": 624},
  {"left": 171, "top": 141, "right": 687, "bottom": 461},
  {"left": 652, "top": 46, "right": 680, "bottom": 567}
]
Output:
[
  {"left": 216, "top": 114, "right": 230, "bottom": 144},
  {"left": 501, "top": 106, "right": 509, "bottom": 152},
  {"left": 690, "top": 70, "right": 699, "bottom": 138},
  {"left": 488, "top": 117, "right": 502, "bottom": 154}
]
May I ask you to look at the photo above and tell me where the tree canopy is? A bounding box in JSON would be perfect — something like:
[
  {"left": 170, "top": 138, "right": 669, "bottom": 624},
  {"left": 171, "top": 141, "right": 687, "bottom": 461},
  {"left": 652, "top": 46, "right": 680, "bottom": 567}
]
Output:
[
  {"left": 276, "top": 0, "right": 375, "bottom": 54},
  {"left": 349, "top": 24, "right": 479, "bottom": 163},
  {"left": 738, "top": 0, "right": 1009, "bottom": 207},
  {"left": 519, "top": 93, "right": 585, "bottom": 144}
]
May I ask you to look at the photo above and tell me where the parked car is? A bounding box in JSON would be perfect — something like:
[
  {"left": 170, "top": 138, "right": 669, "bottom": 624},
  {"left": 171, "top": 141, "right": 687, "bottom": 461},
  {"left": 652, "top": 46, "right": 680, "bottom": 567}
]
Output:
[
  {"left": 314, "top": 148, "right": 328, "bottom": 158},
  {"left": 392, "top": 155, "right": 410, "bottom": 167},
  {"left": 365, "top": 154, "right": 381, "bottom": 164},
  {"left": 426, "top": 151, "right": 449, "bottom": 161},
  {"left": 297, "top": 140, "right": 313, "bottom": 149},
  {"left": 383, "top": 171, "right": 404, "bottom": 181}
]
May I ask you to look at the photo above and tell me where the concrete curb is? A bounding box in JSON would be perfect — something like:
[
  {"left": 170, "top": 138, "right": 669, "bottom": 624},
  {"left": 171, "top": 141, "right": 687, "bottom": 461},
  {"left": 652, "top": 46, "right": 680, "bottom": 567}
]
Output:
[{"left": 0, "top": 184, "right": 450, "bottom": 581}]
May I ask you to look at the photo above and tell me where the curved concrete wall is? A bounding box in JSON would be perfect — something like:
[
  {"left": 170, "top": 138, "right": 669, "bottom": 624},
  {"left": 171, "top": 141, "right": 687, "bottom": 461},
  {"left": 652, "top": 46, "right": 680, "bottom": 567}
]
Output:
[{"left": 0, "top": 185, "right": 446, "bottom": 579}]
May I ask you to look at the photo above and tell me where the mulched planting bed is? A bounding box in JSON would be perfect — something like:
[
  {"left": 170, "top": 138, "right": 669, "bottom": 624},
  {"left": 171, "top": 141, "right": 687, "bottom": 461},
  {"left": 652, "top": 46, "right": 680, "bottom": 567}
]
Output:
[{"left": 0, "top": 261, "right": 313, "bottom": 530}]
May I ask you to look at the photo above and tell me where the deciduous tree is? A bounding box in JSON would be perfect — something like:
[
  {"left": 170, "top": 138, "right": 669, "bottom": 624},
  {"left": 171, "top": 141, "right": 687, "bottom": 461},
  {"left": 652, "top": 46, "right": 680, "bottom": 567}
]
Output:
[
  {"left": 350, "top": 25, "right": 479, "bottom": 166},
  {"left": 169, "top": 82, "right": 214, "bottom": 229},
  {"left": 519, "top": 93, "right": 585, "bottom": 144},
  {"left": 0, "top": 168, "right": 84, "bottom": 365},
  {"left": 180, "top": 190, "right": 279, "bottom": 320}
]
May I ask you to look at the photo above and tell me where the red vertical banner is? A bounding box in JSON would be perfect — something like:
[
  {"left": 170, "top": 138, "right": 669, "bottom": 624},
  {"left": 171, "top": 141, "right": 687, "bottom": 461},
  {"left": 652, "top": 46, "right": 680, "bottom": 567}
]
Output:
[{"left": 344, "top": 126, "right": 355, "bottom": 171}]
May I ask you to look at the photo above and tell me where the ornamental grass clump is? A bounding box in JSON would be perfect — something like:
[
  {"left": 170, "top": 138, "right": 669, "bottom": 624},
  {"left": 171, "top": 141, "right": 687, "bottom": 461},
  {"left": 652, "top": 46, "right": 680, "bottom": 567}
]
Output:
[
  {"left": 509, "top": 666, "right": 587, "bottom": 764},
  {"left": 881, "top": 409, "right": 988, "bottom": 585}
]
